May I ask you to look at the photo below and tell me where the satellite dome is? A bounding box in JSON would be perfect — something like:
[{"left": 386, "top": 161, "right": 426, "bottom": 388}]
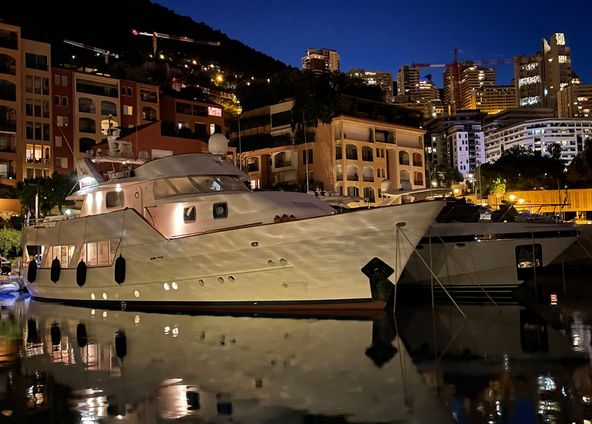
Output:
[{"left": 208, "top": 133, "right": 228, "bottom": 155}]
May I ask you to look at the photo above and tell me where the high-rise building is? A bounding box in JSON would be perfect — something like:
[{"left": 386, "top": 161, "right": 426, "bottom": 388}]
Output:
[
  {"left": 514, "top": 53, "right": 545, "bottom": 108},
  {"left": 396, "top": 65, "right": 420, "bottom": 96},
  {"left": 543, "top": 33, "right": 575, "bottom": 108},
  {"left": 424, "top": 110, "right": 487, "bottom": 179},
  {"left": 557, "top": 83, "right": 592, "bottom": 118},
  {"left": 347, "top": 69, "right": 394, "bottom": 102},
  {"left": 418, "top": 77, "right": 440, "bottom": 102},
  {"left": 442, "top": 65, "right": 460, "bottom": 115},
  {"left": 514, "top": 33, "right": 577, "bottom": 110},
  {"left": 469, "top": 86, "right": 517, "bottom": 115},
  {"left": 459, "top": 66, "right": 496, "bottom": 110},
  {"left": 301, "top": 48, "right": 340, "bottom": 75}
]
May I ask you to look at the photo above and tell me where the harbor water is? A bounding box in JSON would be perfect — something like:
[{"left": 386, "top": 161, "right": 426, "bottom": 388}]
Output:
[{"left": 0, "top": 264, "right": 591, "bottom": 423}]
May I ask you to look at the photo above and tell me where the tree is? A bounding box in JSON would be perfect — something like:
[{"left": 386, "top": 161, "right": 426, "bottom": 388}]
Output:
[
  {"left": 565, "top": 139, "right": 592, "bottom": 187},
  {"left": 489, "top": 177, "right": 506, "bottom": 202},
  {"left": 478, "top": 146, "right": 565, "bottom": 194},
  {"left": 15, "top": 173, "right": 77, "bottom": 218},
  {"left": 0, "top": 228, "right": 21, "bottom": 258}
]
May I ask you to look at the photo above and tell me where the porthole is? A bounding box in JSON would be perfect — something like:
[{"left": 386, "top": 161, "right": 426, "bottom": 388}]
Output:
[{"left": 213, "top": 202, "right": 228, "bottom": 219}]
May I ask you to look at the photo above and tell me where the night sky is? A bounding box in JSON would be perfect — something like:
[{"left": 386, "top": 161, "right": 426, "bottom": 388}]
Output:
[{"left": 155, "top": 0, "right": 592, "bottom": 88}]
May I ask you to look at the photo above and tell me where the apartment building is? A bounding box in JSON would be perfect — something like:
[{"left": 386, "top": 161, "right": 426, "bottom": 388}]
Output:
[
  {"left": 484, "top": 118, "right": 592, "bottom": 164},
  {"left": 301, "top": 48, "right": 340, "bottom": 75},
  {"left": 347, "top": 69, "right": 394, "bottom": 103},
  {"left": 232, "top": 100, "right": 426, "bottom": 204},
  {"left": 0, "top": 23, "right": 55, "bottom": 181},
  {"left": 71, "top": 72, "right": 121, "bottom": 158},
  {"left": 160, "top": 95, "right": 224, "bottom": 142},
  {"left": 459, "top": 66, "right": 496, "bottom": 110},
  {"left": 119, "top": 79, "right": 160, "bottom": 128},
  {"left": 51, "top": 68, "right": 73, "bottom": 174},
  {"left": 469, "top": 85, "right": 517, "bottom": 115},
  {"left": 0, "top": 24, "right": 21, "bottom": 182},
  {"left": 424, "top": 110, "right": 487, "bottom": 179},
  {"left": 557, "top": 84, "right": 592, "bottom": 118},
  {"left": 396, "top": 65, "right": 420, "bottom": 96}
]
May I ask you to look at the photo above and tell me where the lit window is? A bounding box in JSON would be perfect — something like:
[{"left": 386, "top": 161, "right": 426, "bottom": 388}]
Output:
[{"left": 106, "top": 191, "right": 123, "bottom": 208}]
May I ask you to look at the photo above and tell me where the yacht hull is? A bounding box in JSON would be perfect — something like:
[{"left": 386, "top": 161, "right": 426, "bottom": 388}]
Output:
[
  {"left": 400, "top": 222, "right": 578, "bottom": 289},
  {"left": 23, "top": 200, "right": 443, "bottom": 311}
]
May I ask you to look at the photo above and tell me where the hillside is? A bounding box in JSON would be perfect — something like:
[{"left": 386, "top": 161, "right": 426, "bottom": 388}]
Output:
[{"left": 1, "top": 0, "right": 288, "bottom": 81}]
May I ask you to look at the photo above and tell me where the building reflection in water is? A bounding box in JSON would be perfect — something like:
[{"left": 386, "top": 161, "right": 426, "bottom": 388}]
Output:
[
  {"left": 0, "top": 298, "right": 453, "bottom": 423},
  {"left": 397, "top": 303, "right": 592, "bottom": 423}
]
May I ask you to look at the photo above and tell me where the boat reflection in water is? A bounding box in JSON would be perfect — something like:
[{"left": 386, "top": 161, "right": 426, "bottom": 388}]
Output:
[
  {"left": 397, "top": 303, "right": 592, "bottom": 423},
  {"left": 13, "top": 299, "right": 452, "bottom": 423}
]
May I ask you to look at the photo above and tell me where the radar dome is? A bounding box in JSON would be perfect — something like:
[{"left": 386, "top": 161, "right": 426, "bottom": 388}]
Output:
[{"left": 208, "top": 133, "right": 228, "bottom": 155}]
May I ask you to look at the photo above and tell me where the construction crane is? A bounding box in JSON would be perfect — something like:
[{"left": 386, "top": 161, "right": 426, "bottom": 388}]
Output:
[
  {"left": 131, "top": 29, "right": 221, "bottom": 57},
  {"left": 64, "top": 40, "right": 119, "bottom": 64},
  {"left": 410, "top": 49, "right": 514, "bottom": 68},
  {"left": 410, "top": 49, "right": 515, "bottom": 112}
]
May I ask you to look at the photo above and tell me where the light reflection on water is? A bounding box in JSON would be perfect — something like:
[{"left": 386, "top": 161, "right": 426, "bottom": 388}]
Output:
[
  {"left": 2, "top": 268, "right": 592, "bottom": 423},
  {"left": 397, "top": 267, "right": 592, "bottom": 424},
  {"left": 0, "top": 295, "right": 451, "bottom": 423}
]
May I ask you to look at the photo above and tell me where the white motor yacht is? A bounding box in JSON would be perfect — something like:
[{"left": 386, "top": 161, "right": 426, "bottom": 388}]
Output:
[
  {"left": 21, "top": 134, "right": 444, "bottom": 311},
  {"left": 400, "top": 207, "right": 578, "bottom": 293}
]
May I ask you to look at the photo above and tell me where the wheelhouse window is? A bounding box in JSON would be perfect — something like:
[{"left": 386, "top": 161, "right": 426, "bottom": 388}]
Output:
[
  {"left": 106, "top": 191, "right": 123, "bottom": 208},
  {"left": 42, "top": 245, "right": 75, "bottom": 268},
  {"left": 153, "top": 176, "right": 248, "bottom": 200},
  {"left": 80, "top": 239, "right": 120, "bottom": 267}
]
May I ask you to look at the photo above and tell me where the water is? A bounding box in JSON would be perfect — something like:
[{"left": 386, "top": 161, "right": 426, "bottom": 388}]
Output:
[{"left": 0, "top": 266, "right": 591, "bottom": 423}]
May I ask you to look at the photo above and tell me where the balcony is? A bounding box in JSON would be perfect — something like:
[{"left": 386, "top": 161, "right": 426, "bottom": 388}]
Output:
[{"left": 346, "top": 173, "right": 359, "bottom": 181}]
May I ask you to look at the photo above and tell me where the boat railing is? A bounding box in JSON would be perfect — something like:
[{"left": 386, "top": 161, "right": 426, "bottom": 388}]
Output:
[{"left": 24, "top": 214, "right": 74, "bottom": 228}]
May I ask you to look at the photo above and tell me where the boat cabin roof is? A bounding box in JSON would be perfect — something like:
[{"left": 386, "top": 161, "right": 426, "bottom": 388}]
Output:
[{"left": 71, "top": 153, "right": 247, "bottom": 197}]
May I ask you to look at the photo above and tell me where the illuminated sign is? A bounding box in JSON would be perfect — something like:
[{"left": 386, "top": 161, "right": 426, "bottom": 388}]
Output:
[{"left": 208, "top": 107, "right": 222, "bottom": 117}]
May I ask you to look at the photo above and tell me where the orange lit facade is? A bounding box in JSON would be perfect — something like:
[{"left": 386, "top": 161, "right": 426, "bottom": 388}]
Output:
[{"left": 234, "top": 101, "right": 426, "bottom": 205}]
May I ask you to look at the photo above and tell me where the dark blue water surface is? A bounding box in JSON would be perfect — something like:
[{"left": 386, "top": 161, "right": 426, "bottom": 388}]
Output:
[{"left": 0, "top": 263, "right": 592, "bottom": 423}]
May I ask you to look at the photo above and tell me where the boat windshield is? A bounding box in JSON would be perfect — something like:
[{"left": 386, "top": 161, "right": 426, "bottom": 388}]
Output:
[{"left": 154, "top": 175, "right": 249, "bottom": 199}]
